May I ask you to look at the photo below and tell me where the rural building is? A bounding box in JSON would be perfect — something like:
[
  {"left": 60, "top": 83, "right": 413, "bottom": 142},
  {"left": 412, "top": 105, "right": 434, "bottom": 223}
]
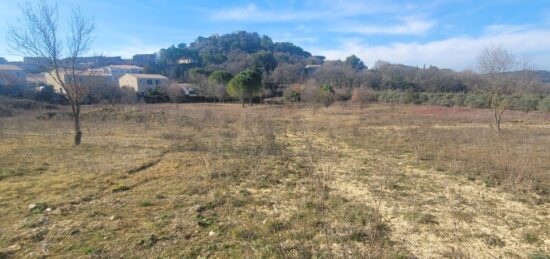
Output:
[
  {"left": 101, "top": 65, "right": 144, "bottom": 83},
  {"left": 119, "top": 74, "right": 168, "bottom": 93},
  {"left": 0, "top": 65, "right": 26, "bottom": 86},
  {"left": 26, "top": 73, "right": 48, "bottom": 87},
  {"left": 45, "top": 71, "right": 111, "bottom": 93}
]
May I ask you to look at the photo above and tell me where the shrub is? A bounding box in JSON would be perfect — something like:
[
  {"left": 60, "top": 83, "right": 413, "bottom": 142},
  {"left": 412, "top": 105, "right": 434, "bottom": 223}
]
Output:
[
  {"left": 401, "top": 90, "right": 420, "bottom": 104},
  {"left": 538, "top": 95, "right": 550, "bottom": 112},
  {"left": 351, "top": 87, "right": 376, "bottom": 108},
  {"left": 464, "top": 92, "right": 491, "bottom": 108},
  {"left": 283, "top": 85, "right": 301, "bottom": 103},
  {"left": 319, "top": 84, "right": 336, "bottom": 107},
  {"left": 334, "top": 87, "right": 352, "bottom": 101},
  {"left": 511, "top": 94, "right": 540, "bottom": 112}
]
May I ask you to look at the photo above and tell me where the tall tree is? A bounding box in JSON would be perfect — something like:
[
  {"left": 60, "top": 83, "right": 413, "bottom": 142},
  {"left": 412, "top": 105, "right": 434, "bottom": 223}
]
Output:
[
  {"left": 345, "top": 55, "right": 366, "bottom": 70},
  {"left": 227, "top": 69, "right": 262, "bottom": 107},
  {"left": 7, "top": 1, "right": 95, "bottom": 145},
  {"left": 477, "top": 46, "right": 517, "bottom": 131}
]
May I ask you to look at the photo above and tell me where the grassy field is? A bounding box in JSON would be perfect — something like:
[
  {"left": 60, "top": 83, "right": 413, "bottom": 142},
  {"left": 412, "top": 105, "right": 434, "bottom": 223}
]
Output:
[{"left": 0, "top": 100, "right": 549, "bottom": 258}]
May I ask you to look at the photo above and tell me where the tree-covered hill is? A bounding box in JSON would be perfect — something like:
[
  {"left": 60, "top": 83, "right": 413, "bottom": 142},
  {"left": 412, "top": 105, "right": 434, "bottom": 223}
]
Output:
[{"left": 146, "top": 31, "right": 323, "bottom": 81}]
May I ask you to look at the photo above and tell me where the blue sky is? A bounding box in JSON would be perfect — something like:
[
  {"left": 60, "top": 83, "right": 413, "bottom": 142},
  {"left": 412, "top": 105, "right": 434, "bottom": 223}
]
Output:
[{"left": 1, "top": 0, "right": 550, "bottom": 70}]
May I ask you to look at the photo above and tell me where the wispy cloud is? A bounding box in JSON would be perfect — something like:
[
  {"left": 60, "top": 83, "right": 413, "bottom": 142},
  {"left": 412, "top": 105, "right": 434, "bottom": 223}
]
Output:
[
  {"left": 311, "top": 26, "right": 550, "bottom": 70},
  {"left": 332, "top": 17, "right": 435, "bottom": 35},
  {"left": 209, "top": 1, "right": 420, "bottom": 22},
  {"left": 210, "top": 4, "right": 321, "bottom": 22}
]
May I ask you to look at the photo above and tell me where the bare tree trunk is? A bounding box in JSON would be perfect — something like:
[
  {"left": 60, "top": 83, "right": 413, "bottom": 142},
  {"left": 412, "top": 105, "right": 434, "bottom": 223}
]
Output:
[
  {"left": 494, "top": 108, "right": 500, "bottom": 131},
  {"left": 72, "top": 103, "right": 82, "bottom": 145},
  {"left": 242, "top": 99, "right": 245, "bottom": 108}
]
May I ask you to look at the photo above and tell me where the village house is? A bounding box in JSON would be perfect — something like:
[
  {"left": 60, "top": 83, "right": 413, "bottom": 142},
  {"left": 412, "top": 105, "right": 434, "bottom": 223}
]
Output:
[
  {"left": 0, "top": 65, "right": 27, "bottom": 86},
  {"left": 101, "top": 65, "right": 144, "bottom": 83},
  {"left": 26, "top": 73, "right": 48, "bottom": 88},
  {"left": 45, "top": 71, "right": 111, "bottom": 93},
  {"left": 119, "top": 74, "right": 168, "bottom": 93}
]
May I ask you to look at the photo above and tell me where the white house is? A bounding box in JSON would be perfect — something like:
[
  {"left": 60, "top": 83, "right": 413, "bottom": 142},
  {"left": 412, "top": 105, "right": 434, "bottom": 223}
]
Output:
[{"left": 119, "top": 74, "right": 169, "bottom": 93}]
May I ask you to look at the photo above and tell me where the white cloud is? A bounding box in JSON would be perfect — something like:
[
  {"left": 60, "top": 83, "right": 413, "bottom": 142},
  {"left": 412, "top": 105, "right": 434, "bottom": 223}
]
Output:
[
  {"left": 333, "top": 17, "right": 435, "bottom": 35},
  {"left": 310, "top": 27, "right": 550, "bottom": 71}
]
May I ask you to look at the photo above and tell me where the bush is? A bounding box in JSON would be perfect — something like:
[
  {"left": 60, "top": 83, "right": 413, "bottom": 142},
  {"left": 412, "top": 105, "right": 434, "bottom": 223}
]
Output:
[
  {"left": 334, "top": 87, "right": 352, "bottom": 101},
  {"left": 351, "top": 87, "right": 376, "bottom": 108},
  {"left": 318, "top": 84, "right": 335, "bottom": 107},
  {"left": 464, "top": 93, "right": 491, "bottom": 108},
  {"left": 537, "top": 95, "right": 550, "bottom": 112},
  {"left": 283, "top": 85, "right": 301, "bottom": 103},
  {"left": 401, "top": 90, "right": 420, "bottom": 104},
  {"left": 510, "top": 94, "right": 540, "bottom": 113}
]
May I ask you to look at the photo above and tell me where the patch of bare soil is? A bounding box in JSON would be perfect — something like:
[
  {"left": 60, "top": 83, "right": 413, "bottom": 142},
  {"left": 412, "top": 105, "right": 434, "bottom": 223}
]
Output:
[{"left": 285, "top": 132, "right": 550, "bottom": 258}]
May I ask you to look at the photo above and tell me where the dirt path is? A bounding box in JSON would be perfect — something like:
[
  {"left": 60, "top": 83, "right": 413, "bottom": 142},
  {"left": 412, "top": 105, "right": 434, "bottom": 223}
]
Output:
[{"left": 285, "top": 132, "right": 550, "bottom": 258}]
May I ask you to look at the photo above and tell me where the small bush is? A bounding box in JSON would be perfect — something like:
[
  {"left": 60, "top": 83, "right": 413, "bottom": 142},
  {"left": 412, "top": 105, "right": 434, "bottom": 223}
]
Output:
[
  {"left": 523, "top": 232, "right": 539, "bottom": 244},
  {"left": 538, "top": 95, "right": 550, "bottom": 112},
  {"left": 140, "top": 200, "right": 152, "bottom": 207}
]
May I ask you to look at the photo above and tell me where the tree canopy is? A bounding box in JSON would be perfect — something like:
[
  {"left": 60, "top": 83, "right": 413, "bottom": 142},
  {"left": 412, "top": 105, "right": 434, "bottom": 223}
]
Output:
[{"left": 227, "top": 69, "right": 262, "bottom": 106}]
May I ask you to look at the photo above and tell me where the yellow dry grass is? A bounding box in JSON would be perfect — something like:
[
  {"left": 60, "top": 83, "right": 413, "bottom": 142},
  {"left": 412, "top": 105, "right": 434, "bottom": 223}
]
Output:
[{"left": 0, "top": 102, "right": 548, "bottom": 258}]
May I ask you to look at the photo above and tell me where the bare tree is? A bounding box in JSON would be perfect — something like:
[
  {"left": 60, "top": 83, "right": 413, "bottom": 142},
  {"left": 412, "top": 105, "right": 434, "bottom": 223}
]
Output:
[
  {"left": 351, "top": 87, "right": 375, "bottom": 109},
  {"left": 477, "top": 46, "right": 517, "bottom": 131},
  {"left": 7, "top": 1, "right": 95, "bottom": 145},
  {"left": 167, "top": 83, "right": 183, "bottom": 109}
]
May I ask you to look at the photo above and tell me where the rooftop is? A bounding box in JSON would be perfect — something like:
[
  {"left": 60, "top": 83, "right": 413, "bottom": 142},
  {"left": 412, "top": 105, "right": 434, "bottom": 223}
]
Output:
[
  {"left": 108, "top": 65, "right": 144, "bottom": 70},
  {"left": 125, "top": 73, "right": 167, "bottom": 79},
  {"left": 0, "top": 65, "right": 24, "bottom": 71}
]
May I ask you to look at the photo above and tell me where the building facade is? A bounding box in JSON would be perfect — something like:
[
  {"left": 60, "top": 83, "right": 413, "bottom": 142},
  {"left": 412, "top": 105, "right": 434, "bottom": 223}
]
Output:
[
  {"left": 45, "top": 71, "right": 111, "bottom": 93},
  {"left": 0, "top": 65, "right": 26, "bottom": 86},
  {"left": 119, "top": 74, "right": 168, "bottom": 93}
]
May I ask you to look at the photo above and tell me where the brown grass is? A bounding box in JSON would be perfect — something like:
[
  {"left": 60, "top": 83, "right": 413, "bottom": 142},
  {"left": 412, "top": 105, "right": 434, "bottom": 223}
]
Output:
[{"left": 0, "top": 101, "right": 548, "bottom": 258}]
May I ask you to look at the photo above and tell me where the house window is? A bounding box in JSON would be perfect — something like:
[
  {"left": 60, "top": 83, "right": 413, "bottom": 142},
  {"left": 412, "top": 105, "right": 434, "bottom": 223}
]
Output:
[
  {"left": 155, "top": 80, "right": 160, "bottom": 85},
  {"left": 147, "top": 79, "right": 153, "bottom": 85}
]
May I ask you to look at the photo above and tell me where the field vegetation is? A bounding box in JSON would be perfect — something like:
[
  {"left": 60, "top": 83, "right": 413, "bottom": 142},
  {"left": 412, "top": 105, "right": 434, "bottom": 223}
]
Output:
[{"left": 0, "top": 98, "right": 548, "bottom": 258}]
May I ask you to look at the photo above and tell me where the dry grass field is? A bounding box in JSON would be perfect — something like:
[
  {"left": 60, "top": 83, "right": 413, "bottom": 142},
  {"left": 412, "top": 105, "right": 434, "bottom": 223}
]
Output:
[{"left": 0, "top": 100, "right": 549, "bottom": 258}]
